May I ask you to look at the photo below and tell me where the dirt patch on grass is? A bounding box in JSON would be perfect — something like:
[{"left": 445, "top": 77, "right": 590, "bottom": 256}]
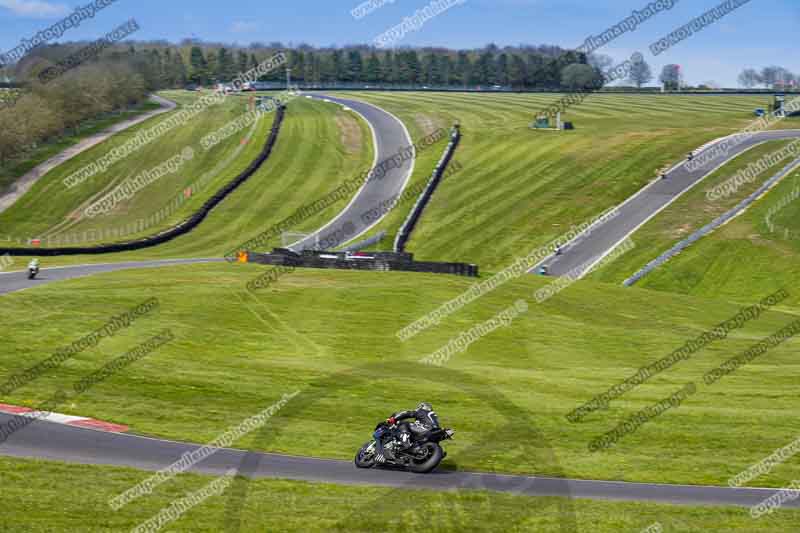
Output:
[
  {"left": 667, "top": 223, "right": 694, "bottom": 239},
  {"left": 414, "top": 113, "right": 444, "bottom": 137},
  {"left": 335, "top": 111, "right": 362, "bottom": 154}
]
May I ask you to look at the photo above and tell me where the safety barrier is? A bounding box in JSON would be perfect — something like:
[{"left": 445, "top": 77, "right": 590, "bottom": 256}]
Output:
[
  {"left": 394, "top": 124, "right": 461, "bottom": 252},
  {"left": 0, "top": 106, "right": 286, "bottom": 256},
  {"left": 249, "top": 248, "right": 478, "bottom": 277},
  {"left": 340, "top": 231, "right": 386, "bottom": 252},
  {"left": 624, "top": 156, "right": 800, "bottom": 286},
  {"left": 241, "top": 83, "right": 800, "bottom": 96}
]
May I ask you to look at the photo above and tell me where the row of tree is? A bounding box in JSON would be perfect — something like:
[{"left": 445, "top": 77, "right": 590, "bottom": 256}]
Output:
[
  {"left": 738, "top": 67, "right": 797, "bottom": 89},
  {"left": 623, "top": 62, "right": 797, "bottom": 91},
  {"left": 12, "top": 40, "right": 788, "bottom": 98},
  {"left": 2, "top": 39, "right": 792, "bottom": 174},
  {"left": 7, "top": 41, "right": 603, "bottom": 90},
  {"left": 0, "top": 50, "right": 149, "bottom": 168},
  {"left": 0, "top": 40, "right": 602, "bottom": 173},
  {"left": 175, "top": 44, "right": 600, "bottom": 89},
  {"left": 584, "top": 58, "right": 797, "bottom": 91}
]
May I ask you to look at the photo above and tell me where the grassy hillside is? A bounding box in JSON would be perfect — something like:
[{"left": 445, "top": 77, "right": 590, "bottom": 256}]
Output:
[
  {"left": 589, "top": 139, "right": 800, "bottom": 304},
  {"left": 6, "top": 93, "right": 793, "bottom": 273},
  {"left": 4, "top": 456, "right": 799, "bottom": 532},
  {"left": 0, "top": 92, "right": 373, "bottom": 263},
  {"left": 3, "top": 93, "right": 800, "bottom": 532},
  {"left": 1, "top": 265, "right": 798, "bottom": 488},
  {"left": 621, "top": 164, "right": 800, "bottom": 301},
  {"left": 332, "top": 93, "right": 453, "bottom": 251},
  {"left": 1, "top": 91, "right": 262, "bottom": 243},
  {"left": 336, "top": 92, "right": 794, "bottom": 272},
  {"left": 0, "top": 99, "right": 162, "bottom": 197}
]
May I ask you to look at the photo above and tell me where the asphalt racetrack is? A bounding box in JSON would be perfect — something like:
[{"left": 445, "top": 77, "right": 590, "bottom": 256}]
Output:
[
  {"left": 1, "top": 99, "right": 797, "bottom": 510},
  {"left": 0, "top": 412, "right": 793, "bottom": 509},
  {"left": 533, "top": 129, "right": 800, "bottom": 277},
  {"left": 0, "top": 258, "right": 221, "bottom": 295},
  {"left": 287, "top": 93, "right": 415, "bottom": 252}
]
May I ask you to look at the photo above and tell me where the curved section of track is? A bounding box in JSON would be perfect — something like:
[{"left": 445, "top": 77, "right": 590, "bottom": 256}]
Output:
[
  {"left": 288, "top": 94, "right": 414, "bottom": 251},
  {"left": 3, "top": 113, "right": 799, "bottom": 509},
  {"left": 0, "top": 413, "right": 793, "bottom": 508},
  {"left": 0, "top": 258, "right": 222, "bottom": 295},
  {"left": 0, "top": 103, "right": 284, "bottom": 257},
  {"left": 533, "top": 129, "right": 800, "bottom": 278},
  {"left": 0, "top": 95, "right": 412, "bottom": 295}
]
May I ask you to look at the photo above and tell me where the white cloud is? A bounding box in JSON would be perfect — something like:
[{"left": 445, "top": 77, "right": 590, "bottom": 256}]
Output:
[
  {"left": 0, "top": 0, "right": 69, "bottom": 18},
  {"left": 230, "top": 20, "right": 258, "bottom": 33}
]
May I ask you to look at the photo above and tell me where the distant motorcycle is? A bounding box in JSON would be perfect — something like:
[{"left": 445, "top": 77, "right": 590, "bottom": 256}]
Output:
[
  {"left": 28, "top": 264, "right": 39, "bottom": 280},
  {"left": 354, "top": 420, "right": 455, "bottom": 473}
]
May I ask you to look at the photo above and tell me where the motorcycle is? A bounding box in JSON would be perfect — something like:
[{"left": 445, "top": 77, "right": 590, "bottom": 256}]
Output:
[
  {"left": 354, "top": 420, "right": 455, "bottom": 473},
  {"left": 28, "top": 265, "right": 39, "bottom": 280}
]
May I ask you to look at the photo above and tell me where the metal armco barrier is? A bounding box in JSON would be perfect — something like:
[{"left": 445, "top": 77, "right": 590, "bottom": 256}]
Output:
[
  {"left": 624, "top": 156, "right": 800, "bottom": 286},
  {"left": 340, "top": 231, "right": 386, "bottom": 253},
  {"left": 249, "top": 248, "right": 478, "bottom": 277},
  {"left": 0, "top": 105, "right": 286, "bottom": 256},
  {"left": 394, "top": 124, "right": 461, "bottom": 253}
]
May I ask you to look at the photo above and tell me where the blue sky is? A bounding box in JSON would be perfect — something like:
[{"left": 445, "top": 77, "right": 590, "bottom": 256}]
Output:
[{"left": 1, "top": 0, "right": 797, "bottom": 86}]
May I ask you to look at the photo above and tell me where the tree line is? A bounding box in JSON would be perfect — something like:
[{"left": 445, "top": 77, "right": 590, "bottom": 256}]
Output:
[
  {"left": 0, "top": 39, "right": 600, "bottom": 176},
  {"left": 2, "top": 37, "right": 792, "bottom": 182},
  {"left": 738, "top": 66, "right": 798, "bottom": 90},
  {"left": 155, "top": 42, "right": 600, "bottom": 89},
  {"left": 5, "top": 41, "right": 602, "bottom": 90},
  {"left": 0, "top": 45, "right": 150, "bottom": 171}
]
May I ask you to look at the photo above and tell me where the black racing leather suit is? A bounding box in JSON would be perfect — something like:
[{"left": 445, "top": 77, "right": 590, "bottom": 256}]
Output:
[
  {"left": 392, "top": 408, "right": 441, "bottom": 439},
  {"left": 375, "top": 408, "right": 440, "bottom": 461}
]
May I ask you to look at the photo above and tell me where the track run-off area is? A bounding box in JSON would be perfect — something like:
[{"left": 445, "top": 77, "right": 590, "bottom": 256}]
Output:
[
  {"left": 2, "top": 411, "right": 795, "bottom": 509},
  {"left": 1, "top": 93, "right": 799, "bottom": 511},
  {"left": 535, "top": 129, "right": 800, "bottom": 278}
]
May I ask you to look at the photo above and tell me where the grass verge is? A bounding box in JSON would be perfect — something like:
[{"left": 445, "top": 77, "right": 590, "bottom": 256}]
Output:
[{"left": 0, "top": 265, "right": 797, "bottom": 488}]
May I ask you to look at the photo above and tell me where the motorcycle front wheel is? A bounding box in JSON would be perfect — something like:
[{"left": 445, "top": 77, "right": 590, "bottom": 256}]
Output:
[
  {"left": 407, "top": 442, "right": 444, "bottom": 473},
  {"left": 354, "top": 441, "right": 377, "bottom": 469}
]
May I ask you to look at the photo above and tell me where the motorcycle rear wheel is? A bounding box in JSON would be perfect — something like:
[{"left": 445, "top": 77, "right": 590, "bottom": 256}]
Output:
[
  {"left": 354, "top": 441, "right": 377, "bottom": 468},
  {"left": 407, "top": 442, "right": 443, "bottom": 473}
]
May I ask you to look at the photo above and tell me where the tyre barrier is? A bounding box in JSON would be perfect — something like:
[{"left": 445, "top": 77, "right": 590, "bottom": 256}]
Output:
[
  {"left": 0, "top": 106, "right": 286, "bottom": 257},
  {"left": 248, "top": 248, "right": 478, "bottom": 277},
  {"left": 623, "top": 156, "right": 800, "bottom": 286},
  {"left": 340, "top": 231, "right": 386, "bottom": 253},
  {"left": 394, "top": 125, "right": 461, "bottom": 253}
]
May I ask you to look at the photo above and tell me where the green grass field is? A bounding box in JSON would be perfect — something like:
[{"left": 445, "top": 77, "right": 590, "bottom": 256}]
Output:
[
  {"left": 0, "top": 93, "right": 372, "bottom": 258},
  {"left": 1, "top": 264, "right": 798, "bottom": 489},
  {"left": 6, "top": 92, "right": 790, "bottom": 274},
  {"left": 1, "top": 90, "right": 269, "bottom": 245},
  {"left": 334, "top": 92, "right": 797, "bottom": 273},
  {"left": 0, "top": 98, "right": 161, "bottom": 197},
  {"left": 5, "top": 456, "right": 798, "bottom": 532},
  {"left": 624, "top": 164, "right": 800, "bottom": 301},
  {"left": 3, "top": 92, "right": 800, "bottom": 531},
  {"left": 590, "top": 140, "right": 800, "bottom": 304},
  {"left": 0, "top": 91, "right": 374, "bottom": 266}
]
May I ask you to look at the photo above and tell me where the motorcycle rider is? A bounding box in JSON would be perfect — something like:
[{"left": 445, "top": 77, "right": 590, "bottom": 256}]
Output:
[
  {"left": 375, "top": 402, "right": 440, "bottom": 464},
  {"left": 28, "top": 258, "right": 39, "bottom": 273}
]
